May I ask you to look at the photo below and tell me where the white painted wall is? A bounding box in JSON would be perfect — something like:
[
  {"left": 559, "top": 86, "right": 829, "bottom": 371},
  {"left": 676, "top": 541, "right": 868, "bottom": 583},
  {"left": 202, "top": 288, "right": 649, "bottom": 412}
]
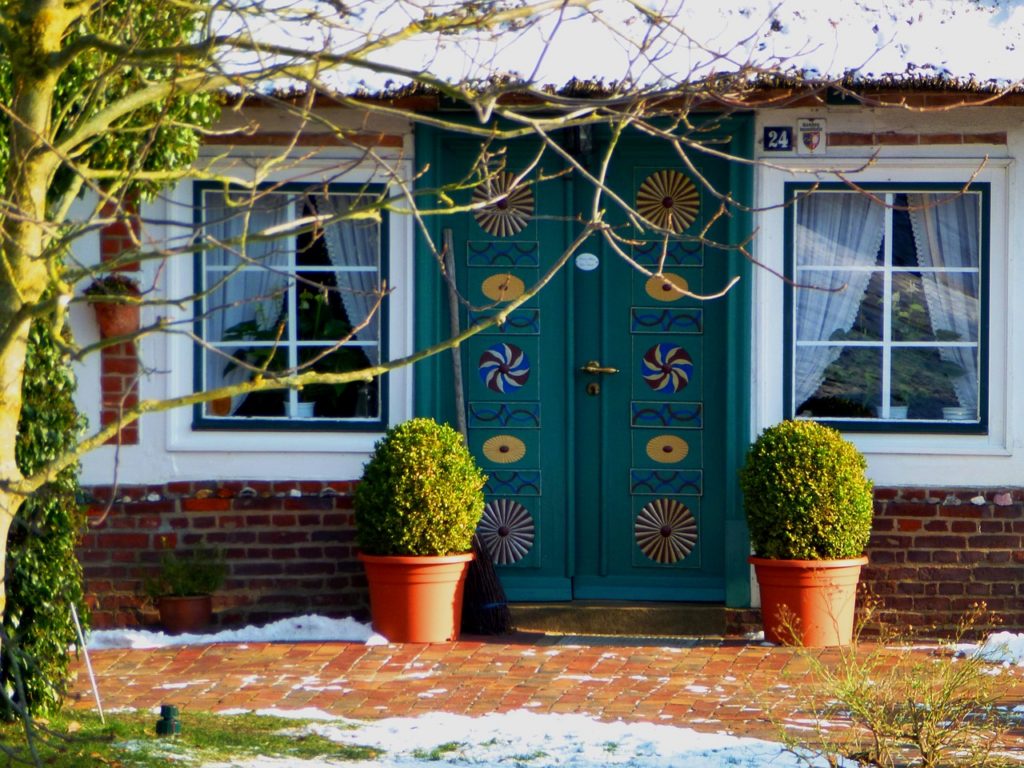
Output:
[{"left": 72, "top": 103, "right": 1024, "bottom": 489}]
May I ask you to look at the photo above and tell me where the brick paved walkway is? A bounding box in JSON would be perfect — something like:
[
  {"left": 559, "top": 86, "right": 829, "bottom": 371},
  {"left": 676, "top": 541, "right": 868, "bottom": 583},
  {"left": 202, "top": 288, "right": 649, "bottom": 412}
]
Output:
[{"left": 69, "top": 635, "right": 1024, "bottom": 750}]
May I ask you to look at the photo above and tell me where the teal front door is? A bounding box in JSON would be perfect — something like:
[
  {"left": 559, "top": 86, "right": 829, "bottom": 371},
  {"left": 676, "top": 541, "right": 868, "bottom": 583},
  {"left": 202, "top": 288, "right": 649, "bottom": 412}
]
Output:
[{"left": 421, "top": 127, "right": 745, "bottom": 603}]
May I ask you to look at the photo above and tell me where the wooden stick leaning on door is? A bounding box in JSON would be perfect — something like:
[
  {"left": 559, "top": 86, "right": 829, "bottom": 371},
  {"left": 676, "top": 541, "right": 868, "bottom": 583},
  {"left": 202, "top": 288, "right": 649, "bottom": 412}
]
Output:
[
  {"left": 443, "top": 228, "right": 512, "bottom": 635},
  {"left": 443, "top": 229, "right": 469, "bottom": 439}
]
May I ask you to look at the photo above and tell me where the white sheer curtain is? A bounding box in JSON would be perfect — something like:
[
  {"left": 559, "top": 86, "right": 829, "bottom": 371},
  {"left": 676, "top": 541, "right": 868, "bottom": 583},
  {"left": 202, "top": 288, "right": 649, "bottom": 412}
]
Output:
[
  {"left": 794, "top": 194, "right": 886, "bottom": 407},
  {"left": 907, "top": 193, "right": 980, "bottom": 412},
  {"left": 205, "top": 192, "right": 291, "bottom": 413},
  {"left": 316, "top": 195, "right": 381, "bottom": 365}
]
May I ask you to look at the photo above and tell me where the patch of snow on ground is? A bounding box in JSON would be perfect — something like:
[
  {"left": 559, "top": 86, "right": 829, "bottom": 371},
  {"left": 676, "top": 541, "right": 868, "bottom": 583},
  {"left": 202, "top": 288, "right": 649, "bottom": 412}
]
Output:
[
  {"left": 968, "top": 632, "right": 1024, "bottom": 666},
  {"left": 87, "top": 615, "right": 386, "bottom": 649},
  {"left": 200, "top": 710, "right": 840, "bottom": 767}
]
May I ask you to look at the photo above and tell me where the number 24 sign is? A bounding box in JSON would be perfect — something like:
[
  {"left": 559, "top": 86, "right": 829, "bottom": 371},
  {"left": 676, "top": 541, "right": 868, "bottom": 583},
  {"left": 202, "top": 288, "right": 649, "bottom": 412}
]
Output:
[{"left": 763, "top": 126, "right": 793, "bottom": 152}]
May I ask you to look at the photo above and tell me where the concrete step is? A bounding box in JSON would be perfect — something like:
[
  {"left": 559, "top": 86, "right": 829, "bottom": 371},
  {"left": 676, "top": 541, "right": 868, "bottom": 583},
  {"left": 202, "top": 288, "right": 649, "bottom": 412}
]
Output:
[{"left": 509, "top": 601, "right": 726, "bottom": 637}]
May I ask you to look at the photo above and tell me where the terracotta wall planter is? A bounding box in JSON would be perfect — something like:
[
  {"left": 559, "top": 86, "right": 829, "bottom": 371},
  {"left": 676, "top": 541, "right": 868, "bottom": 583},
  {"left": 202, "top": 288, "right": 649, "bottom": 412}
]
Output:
[
  {"left": 94, "top": 302, "right": 140, "bottom": 339},
  {"left": 750, "top": 555, "right": 867, "bottom": 647},
  {"left": 359, "top": 552, "right": 473, "bottom": 643}
]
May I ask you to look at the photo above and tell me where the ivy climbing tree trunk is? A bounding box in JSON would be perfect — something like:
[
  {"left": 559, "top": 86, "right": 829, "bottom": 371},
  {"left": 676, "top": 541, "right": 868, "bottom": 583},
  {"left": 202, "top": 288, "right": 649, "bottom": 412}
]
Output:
[{"left": 0, "top": 0, "right": 75, "bottom": 660}]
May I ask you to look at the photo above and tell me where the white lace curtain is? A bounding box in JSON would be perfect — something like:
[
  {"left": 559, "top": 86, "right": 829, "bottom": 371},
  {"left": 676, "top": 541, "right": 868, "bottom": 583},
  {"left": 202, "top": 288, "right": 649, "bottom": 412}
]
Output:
[
  {"left": 907, "top": 193, "right": 980, "bottom": 412},
  {"left": 794, "top": 194, "right": 886, "bottom": 407},
  {"left": 204, "top": 192, "right": 291, "bottom": 413},
  {"left": 315, "top": 195, "right": 381, "bottom": 365}
]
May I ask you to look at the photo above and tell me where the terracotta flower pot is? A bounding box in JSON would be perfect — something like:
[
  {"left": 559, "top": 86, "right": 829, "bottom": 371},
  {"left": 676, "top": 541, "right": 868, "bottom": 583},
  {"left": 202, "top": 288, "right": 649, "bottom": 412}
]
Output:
[
  {"left": 359, "top": 552, "right": 474, "bottom": 643},
  {"left": 158, "top": 595, "right": 213, "bottom": 634},
  {"left": 94, "top": 302, "right": 140, "bottom": 339},
  {"left": 750, "top": 555, "right": 867, "bottom": 647}
]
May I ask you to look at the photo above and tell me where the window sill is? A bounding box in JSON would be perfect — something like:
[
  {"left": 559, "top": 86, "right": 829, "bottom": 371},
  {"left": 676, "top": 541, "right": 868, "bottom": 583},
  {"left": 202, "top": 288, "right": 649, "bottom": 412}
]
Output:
[{"left": 167, "top": 423, "right": 381, "bottom": 454}]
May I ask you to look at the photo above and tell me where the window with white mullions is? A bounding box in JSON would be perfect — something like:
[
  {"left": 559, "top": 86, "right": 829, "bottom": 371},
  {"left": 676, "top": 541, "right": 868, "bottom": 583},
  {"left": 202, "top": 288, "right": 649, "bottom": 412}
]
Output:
[
  {"left": 787, "top": 186, "right": 984, "bottom": 429},
  {"left": 194, "top": 184, "right": 386, "bottom": 429}
]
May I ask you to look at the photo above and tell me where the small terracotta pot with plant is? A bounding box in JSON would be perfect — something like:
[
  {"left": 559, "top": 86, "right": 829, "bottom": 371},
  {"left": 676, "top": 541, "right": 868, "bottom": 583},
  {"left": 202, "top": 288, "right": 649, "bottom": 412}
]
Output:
[
  {"left": 146, "top": 546, "right": 226, "bottom": 634},
  {"left": 738, "top": 420, "right": 874, "bottom": 647},
  {"left": 84, "top": 273, "right": 141, "bottom": 339},
  {"left": 354, "top": 417, "right": 487, "bottom": 643}
]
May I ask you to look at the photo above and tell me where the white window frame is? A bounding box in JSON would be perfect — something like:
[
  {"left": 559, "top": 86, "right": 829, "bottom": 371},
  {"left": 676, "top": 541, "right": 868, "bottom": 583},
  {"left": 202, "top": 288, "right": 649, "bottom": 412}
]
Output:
[
  {"left": 786, "top": 184, "right": 986, "bottom": 429},
  {"left": 161, "top": 156, "right": 414, "bottom": 465},
  {"left": 754, "top": 158, "right": 1011, "bottom": 469},
  {"left": 192, "top": 183, "right": 387, "bottom": 430}
]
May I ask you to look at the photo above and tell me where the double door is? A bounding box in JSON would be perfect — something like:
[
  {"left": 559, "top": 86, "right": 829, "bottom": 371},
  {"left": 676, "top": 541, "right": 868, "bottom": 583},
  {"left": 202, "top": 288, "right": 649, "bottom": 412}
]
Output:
[{"left": 440, "top": 133, "right": 733, "bottom": 601}]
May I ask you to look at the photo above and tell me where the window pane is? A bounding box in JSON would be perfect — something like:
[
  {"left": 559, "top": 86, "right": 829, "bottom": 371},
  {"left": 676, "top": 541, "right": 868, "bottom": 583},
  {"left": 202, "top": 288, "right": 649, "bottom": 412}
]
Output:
[
  {"left": 892, "top": 346, "right": 978, "bottom": 420},
  {"left": 796, "top": 270, "right": 882, "bottom": 342},
  {"left": 299, "top": 346, "right": 379, "bottom": 418},
  {"left": 203, "top": 191, "right": 293, "bottom": 269},
  {"left": 794, "top": 192, "right": 884, "bottom": 268},
  {"left": 891, "top": 195, "right": 917, "bottom": 267},
  {"left": 205, "top": 271, "right": 289, "bottom": 343},
  {"left": 796, "top": 345, "right": 881, "bottom": 418}
]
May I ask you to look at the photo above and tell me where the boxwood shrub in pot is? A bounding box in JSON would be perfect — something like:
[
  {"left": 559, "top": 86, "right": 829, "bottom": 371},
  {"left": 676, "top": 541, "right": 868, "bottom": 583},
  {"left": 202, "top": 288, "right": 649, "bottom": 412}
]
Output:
[
  {"left": 738, "top": 420, "right": 874, "bottom": 646},
  {"left": 353, "top": 417, "right": 487, "bottom": 642}
]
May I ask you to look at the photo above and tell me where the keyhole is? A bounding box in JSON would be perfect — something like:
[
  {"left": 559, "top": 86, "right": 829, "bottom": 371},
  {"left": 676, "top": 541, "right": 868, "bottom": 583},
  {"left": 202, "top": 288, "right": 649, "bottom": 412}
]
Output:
[{"left": 587, "top": 382, "right": 601, "bottom": 396}]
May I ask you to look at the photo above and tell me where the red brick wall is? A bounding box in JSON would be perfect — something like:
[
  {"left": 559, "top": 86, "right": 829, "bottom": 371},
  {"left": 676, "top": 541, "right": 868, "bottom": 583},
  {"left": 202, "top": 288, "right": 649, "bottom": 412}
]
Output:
[
  {"left": 98, "top": 201, "right": 140, "bottom": 445},
  {"left": 80, "top": 481, "right": 366, "bottom": 629},
  {"left": 865, "top": 487, "right": 1024, "bottom": 634},
  {"left": 79, "top": 483, "right": 1024, "bottom": 635}
]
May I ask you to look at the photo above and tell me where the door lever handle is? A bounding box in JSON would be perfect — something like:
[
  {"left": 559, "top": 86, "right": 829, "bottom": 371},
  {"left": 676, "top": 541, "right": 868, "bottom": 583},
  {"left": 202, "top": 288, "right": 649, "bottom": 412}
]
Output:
[{"left": 579, "top": 360, "right": 619, "bottom": 375}]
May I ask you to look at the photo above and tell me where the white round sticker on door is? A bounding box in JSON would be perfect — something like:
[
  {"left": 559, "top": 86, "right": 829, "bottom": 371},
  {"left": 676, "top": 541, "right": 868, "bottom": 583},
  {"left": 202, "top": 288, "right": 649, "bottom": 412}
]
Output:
[{"left": 575, "top": 252, "right": 599, "bottom": 271}]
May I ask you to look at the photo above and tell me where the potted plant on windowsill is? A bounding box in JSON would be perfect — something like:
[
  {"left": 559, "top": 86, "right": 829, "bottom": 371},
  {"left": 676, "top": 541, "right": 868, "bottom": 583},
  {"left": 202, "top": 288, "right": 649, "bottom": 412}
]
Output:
[
  {"left": 145, "top": 546, "right": 227, "bottom": 634},
  {"left": 84, "top": 273, "right": 141, "bottom": 339},
  {"left": 354, "top": 417, "right": 487, "bottom": 643},
  {"left": 738, "top": 420, "right": 874, "bottom": 647}
]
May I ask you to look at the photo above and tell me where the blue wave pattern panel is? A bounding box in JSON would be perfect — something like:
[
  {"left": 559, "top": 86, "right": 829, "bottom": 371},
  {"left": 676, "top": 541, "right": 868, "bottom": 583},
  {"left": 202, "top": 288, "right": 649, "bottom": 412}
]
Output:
[
  {"left": 630, "top": 402, "right": 703, "bottom": 428},
  {"left": 630, "top": 469, "right": 703, "bottom": 496},
  {"left": 632, "top": 240, "right": 704, "bottom": 268},
  {"left": 466, "top": 241, "right": 540, "bottom": 267},
  {"left": 485, "top": 471, "right": 542, "bottom": 496},
  {"left": 468, "top": 402, "right": 542, "bottom": 428},
  {"left": 468, "top": 308, "right": 541, "bottom": 335},
  {"left": 631, "top": 308, "right": 703, "bottom": 334}
]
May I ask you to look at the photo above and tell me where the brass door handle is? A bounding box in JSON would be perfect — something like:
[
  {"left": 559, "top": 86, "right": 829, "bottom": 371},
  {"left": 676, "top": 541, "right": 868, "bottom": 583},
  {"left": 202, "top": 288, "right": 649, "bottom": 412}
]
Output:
[{"left": 579, "top": 360, "right": 619, "bottom": 375}]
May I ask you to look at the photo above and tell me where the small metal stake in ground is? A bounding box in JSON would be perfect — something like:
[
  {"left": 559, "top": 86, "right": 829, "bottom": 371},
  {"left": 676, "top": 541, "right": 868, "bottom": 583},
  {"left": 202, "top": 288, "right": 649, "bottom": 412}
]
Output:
[
  {"left": 70, "top": 602, "right": 104, "bottom": 724},
  {"left": 156, "top": 704, "right": 182, "bottom": 736}
]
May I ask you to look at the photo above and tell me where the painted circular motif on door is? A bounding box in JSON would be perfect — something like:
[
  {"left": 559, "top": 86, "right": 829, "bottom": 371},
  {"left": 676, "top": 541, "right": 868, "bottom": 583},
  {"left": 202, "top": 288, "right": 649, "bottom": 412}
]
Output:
[
  {"left": 641, "top": 344, "right": 693, "bottom": 393},
  {"left": 473, "top": 171, "right": 535, "bottom": 237},
  {"left": 479, "top": 343, "right": 531, "bottom": 393},
  {"left": 479, "top": 499, "right": 535, "bottom": 564},
  {"left": 481, "top": 273, "right": 525, "bottom": 302},
  {"left": 646, "top": 435, "right": 689, "bottom": 464},
  {"left": 482, "top": 434, "right": 527, "bottom": 464},
  {"left": 644, "top": 273, "right": 689, "bottom": 302},
  {"left": 636, "top": 170, "right": 699, "bottom": 233},
  {"left": 635, "top": 499, "right": 697, "bottom": 564}
]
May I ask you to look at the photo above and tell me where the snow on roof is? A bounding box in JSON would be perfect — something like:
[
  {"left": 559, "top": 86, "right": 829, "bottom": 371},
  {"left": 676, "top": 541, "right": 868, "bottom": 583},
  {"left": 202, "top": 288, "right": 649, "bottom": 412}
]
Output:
[{"left": 247, "top": 1, "right": 1024, "bottom": 102}]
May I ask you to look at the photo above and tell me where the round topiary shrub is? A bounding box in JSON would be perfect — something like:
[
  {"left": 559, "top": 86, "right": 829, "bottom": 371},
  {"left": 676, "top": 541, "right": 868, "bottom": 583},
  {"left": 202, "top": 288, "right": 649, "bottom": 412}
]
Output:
[
  {"left": 353, "top": 418, "right": 486, "bottom": 556},
  {"left": 738, "top": 420, "right": 873, "bottom": 560}
]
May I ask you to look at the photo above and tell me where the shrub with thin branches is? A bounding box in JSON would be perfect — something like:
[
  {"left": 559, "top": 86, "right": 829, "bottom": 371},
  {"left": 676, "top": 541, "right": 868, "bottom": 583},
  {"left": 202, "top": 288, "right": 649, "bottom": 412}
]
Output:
[{"left": 780, "top": 599, "right": 1014, "bottom": 768}]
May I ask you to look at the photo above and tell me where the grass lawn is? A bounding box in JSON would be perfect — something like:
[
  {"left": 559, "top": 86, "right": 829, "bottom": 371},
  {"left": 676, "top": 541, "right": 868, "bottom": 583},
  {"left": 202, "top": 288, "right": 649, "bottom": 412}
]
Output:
[{"left": 0, "top": 710, "right": 379, "bottom": 767}]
